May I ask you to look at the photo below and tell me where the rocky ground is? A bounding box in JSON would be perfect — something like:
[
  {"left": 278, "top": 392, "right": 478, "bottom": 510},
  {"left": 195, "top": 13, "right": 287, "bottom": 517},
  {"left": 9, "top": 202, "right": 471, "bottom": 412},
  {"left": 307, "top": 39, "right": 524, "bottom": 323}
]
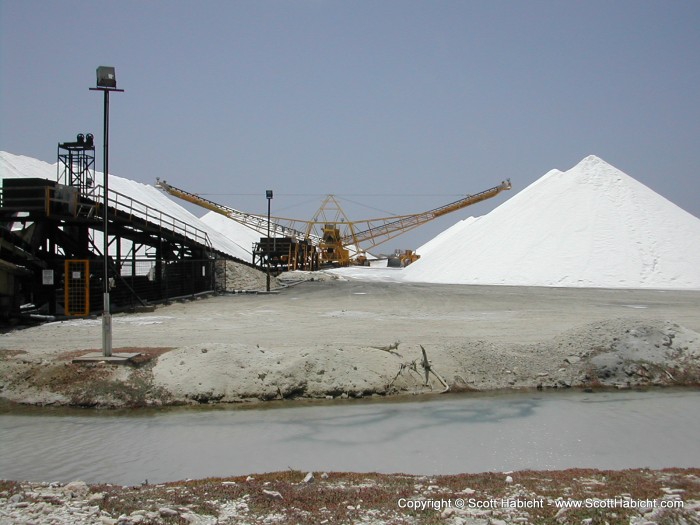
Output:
[
  {"left": 215, "top": 260, "right": 285, "bottom": 293},
  {"left": 0, "top": 315, "right": 699, "bottom": 408},
  {"left": 1, "top": 272, "right": 699, "bottom": 408},
  {"left": 1, "top": 468, "right": 699, "bottom": 524}
]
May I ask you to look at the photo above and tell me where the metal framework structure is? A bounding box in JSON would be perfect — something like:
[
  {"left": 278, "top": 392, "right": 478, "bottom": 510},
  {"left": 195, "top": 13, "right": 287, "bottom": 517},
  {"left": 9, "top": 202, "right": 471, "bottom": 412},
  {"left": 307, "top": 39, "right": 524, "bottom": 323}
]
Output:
[
  {"left": 155, "top": 178, "right": 319, "bottom": 243},
  {"left": 156, "top": 178, "right": 512, "bottom": 268},
  {"left": 57, "top": 134, "right": 96, "bottom": 196},
  {"left": 64, "top": 259, "right": 90, "bottom": 316},
  {"left": 252, "top": 237, "right": 318, "bottom": 272},
  {"left": 0, "top": 141, "right": 229, "bottom": 320},
  {"left": 338, "top": 179, "right": 513, "bottom": 249}
]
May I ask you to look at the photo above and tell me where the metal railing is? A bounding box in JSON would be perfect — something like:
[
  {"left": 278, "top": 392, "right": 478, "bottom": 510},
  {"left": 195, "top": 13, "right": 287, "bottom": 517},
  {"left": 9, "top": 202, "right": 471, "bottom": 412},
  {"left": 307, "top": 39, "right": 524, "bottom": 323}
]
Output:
[
  {"left": 93, "top": 184, "right": 212, "bottom": 250},
  {"left": 0, "top": 181, "right": 213, "bottom": 252}
]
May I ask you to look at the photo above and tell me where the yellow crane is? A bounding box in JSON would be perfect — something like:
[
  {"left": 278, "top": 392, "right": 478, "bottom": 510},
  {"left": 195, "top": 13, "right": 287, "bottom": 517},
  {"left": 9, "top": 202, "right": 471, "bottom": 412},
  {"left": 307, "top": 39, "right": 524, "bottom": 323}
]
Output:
[
  {"left": 336, "top": 180, "right": 512, "bottom": 253},
  {"left": 155, "top": 178, "right": 512, "bottom": 268},
  {"left": 155, "top": 178, "right": 317, "bottom": 243}
]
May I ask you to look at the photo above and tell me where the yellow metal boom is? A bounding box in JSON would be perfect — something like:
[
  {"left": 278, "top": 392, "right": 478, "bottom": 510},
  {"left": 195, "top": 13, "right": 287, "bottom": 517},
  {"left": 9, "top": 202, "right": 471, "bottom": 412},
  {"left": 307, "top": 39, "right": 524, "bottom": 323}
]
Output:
[
  {"left": 339, "top": 179, "right": 512, "bottom": 249},
  {"left": 156, "top": 177, "right": 512, "bottom": 265},
  {"left": 155, "top": 178, "right": 315, "bottom": 242}
]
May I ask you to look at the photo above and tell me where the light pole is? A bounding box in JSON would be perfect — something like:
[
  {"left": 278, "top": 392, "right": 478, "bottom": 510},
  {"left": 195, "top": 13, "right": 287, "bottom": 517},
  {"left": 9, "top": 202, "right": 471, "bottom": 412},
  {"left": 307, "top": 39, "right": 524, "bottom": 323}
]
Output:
[
  {"left": 90, "top": 66, "right": 124, "bottom": 357},
  {"left": 266, "top": 190, "right": 273, "bottom": 292}
]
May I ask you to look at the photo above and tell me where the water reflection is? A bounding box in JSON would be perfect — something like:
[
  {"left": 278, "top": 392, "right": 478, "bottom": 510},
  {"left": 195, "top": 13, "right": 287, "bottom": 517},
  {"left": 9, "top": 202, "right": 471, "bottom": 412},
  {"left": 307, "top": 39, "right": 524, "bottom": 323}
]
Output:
[
  {"left": 280, "top": 397, "right": 539, "bottom": 446},
  {"left": 1, "top": 390, "right": 698, "bottom": 485}
]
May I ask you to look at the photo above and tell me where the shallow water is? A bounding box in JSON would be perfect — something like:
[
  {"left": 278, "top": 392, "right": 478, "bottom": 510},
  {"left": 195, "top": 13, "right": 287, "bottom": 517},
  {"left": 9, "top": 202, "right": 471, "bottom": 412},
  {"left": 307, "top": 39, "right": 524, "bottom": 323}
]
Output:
[{"left": 1, "top": 390, "right": 698, "bottom": 485}]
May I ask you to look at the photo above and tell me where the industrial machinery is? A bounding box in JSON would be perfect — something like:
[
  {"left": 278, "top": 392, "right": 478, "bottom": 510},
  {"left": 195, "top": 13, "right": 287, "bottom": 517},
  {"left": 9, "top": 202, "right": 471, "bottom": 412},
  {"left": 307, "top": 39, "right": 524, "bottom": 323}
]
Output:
[
  {"left": 155, "top": 178, "right": 315, "bottom": 244},
  {"left": 326, "top": 180, "right": 512, "bottom": 262},
  {"left": 319, "top": 223, "right": 351, "bottom": 267},
  {"left": 387, "top": 249, "right": 421, "bottom": 268},
  {"left": 156, "top": 179, "right": 512, "bottom": 269}
]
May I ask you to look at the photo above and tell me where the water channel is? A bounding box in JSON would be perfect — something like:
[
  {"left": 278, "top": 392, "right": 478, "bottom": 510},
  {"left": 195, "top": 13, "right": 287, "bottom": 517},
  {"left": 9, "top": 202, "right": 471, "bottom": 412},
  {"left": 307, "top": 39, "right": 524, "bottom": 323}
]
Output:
[{"left": 1, "top": 389, "right": 698, "bottom": 485}]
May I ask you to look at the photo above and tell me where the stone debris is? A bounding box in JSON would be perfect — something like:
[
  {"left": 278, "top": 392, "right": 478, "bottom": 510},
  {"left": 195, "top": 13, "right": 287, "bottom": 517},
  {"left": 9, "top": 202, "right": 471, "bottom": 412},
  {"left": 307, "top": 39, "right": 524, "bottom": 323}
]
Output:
[
  {"left": 215, "top": 259, "right": 282, "bottom": 292},
  {"left": 1, "top": 471, "right": 699, "bottom": 525},
  {"left": 262, "top": 489, "right": 283, "bottom": 499},
  {"left": 302, "top": 472, "right": 314, "bottom": 483}
]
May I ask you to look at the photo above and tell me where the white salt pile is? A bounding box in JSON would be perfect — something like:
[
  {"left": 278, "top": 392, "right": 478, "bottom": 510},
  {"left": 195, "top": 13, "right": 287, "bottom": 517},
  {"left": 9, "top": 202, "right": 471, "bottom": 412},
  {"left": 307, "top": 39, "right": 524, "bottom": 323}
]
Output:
[
  {"left": 200, "top": 211, "right": 260, "bottom": 257},
  {"left": 403, "top": 155, "right": 700, "bottom": 289},
  {"left": 0, "top": 151, "right": 252, "bottom": 261}
]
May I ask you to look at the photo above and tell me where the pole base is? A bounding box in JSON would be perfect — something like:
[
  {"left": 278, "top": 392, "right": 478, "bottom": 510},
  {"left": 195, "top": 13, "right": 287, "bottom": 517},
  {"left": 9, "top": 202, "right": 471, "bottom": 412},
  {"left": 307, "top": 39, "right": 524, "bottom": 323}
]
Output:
[{"left": 102, "top": 293, "right": 112, "bottom": 357}]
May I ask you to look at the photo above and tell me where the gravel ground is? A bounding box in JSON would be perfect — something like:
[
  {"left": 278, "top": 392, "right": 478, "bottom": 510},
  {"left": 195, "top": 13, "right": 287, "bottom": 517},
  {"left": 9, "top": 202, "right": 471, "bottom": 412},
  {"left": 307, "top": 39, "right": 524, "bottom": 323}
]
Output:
[{"left": 1, "top": 271, "right": 699, "bottom": 407}]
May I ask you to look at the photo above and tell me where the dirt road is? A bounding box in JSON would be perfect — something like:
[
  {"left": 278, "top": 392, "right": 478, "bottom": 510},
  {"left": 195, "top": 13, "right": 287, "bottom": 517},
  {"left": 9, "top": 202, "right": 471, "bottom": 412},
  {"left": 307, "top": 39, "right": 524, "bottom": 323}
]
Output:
[{"left": 1, "top": 275, "right": 699, "bottom": 407}]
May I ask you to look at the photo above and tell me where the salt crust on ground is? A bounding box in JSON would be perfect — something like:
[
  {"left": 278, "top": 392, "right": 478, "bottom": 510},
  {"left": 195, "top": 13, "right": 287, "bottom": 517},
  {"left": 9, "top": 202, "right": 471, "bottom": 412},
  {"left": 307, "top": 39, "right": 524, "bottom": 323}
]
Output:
[
  {"left": 2, "top": 313, "right": 698, "bottom": 408},
  {"left": 149, "top": 317, "right": 700, "bottom": 404}
]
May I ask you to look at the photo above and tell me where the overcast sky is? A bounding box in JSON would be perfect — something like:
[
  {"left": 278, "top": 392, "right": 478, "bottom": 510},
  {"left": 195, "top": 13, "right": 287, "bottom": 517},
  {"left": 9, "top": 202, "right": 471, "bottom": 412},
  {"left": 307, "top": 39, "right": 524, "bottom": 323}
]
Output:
[{"left": 2, "top": 1, "right": 699, "bottom": 252}]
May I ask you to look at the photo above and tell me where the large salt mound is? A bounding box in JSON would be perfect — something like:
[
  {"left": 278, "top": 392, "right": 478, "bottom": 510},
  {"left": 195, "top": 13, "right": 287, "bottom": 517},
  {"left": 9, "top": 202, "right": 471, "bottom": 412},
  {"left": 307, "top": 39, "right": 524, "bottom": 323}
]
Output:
[
  {"left": 0, "top": 151, "right": 252, "bottom": 262},
  {"left": 403, "top": 155, "right": 700, "bottom": 289},
  {"left": 199, "top": 211, "right": 261, "bottom": 256}
]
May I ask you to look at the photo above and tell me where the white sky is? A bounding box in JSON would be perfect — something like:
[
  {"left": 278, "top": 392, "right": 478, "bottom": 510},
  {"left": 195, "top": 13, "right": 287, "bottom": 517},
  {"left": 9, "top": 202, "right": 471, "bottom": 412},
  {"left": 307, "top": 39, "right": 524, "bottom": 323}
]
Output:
[{"left": 2, "top": 1, "right": 699, "bottom": 253}]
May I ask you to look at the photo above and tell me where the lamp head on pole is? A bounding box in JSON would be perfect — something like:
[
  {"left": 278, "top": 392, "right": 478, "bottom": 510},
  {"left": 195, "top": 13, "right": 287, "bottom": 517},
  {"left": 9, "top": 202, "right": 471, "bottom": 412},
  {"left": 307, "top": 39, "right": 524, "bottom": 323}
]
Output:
[{"left": 96, "top": 66, "right": 117, "bottom": 88}]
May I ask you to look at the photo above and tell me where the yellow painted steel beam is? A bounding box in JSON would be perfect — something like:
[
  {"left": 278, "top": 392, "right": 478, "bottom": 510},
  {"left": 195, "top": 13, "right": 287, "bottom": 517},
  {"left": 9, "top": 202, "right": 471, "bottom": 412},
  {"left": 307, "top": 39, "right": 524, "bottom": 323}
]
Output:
[
  {"left": 340, "top": 179, "right": 512, "bottom": 249},
  {"left": 156, "top": 178, "right": 511, "bottom": 256}
]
